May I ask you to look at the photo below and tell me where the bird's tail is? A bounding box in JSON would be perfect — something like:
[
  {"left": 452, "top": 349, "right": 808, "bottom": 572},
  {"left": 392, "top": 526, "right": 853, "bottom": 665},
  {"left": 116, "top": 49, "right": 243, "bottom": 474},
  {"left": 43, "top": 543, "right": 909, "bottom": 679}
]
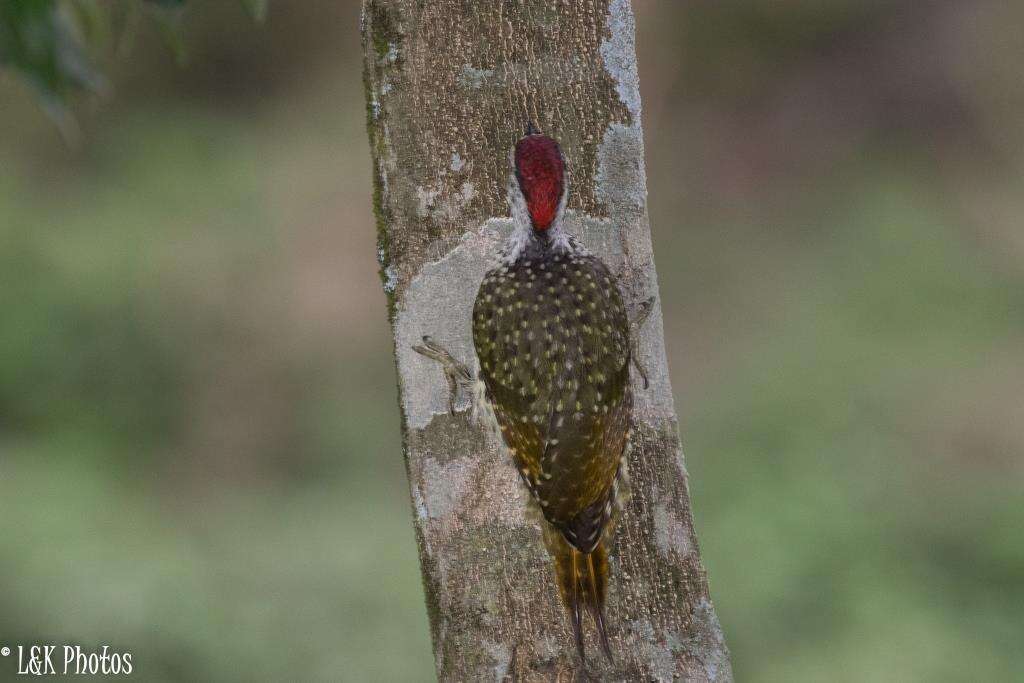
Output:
[{"left": 543, "top": 524, "right": 613, "bottom": 663}]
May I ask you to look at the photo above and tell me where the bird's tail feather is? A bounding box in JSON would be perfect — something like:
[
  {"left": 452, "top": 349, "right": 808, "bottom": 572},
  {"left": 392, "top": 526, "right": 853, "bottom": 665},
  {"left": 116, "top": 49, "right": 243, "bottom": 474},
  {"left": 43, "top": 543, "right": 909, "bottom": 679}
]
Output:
[{"left": 543, "top": 525, "right": 613, "bottom": 663}]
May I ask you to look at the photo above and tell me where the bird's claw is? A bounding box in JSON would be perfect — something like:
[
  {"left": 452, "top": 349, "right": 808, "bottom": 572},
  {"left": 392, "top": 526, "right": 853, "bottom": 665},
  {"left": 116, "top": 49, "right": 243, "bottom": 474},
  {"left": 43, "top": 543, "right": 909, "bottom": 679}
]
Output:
[
  {"left": 412, "top": 335, "right": 474, "bottom": 415},
  {"left": 629, "top": 297, "right": 655, "bottom": 390},
  {"left": 629, "top": 296, "right": 655, "bottom": 329}
]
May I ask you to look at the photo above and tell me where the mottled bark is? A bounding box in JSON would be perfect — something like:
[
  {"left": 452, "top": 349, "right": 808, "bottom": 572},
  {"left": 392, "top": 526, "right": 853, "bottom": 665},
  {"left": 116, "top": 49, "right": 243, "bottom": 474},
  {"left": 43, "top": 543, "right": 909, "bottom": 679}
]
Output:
[{"left": 361, "top": 1, "right": 731, "bottom": 680}]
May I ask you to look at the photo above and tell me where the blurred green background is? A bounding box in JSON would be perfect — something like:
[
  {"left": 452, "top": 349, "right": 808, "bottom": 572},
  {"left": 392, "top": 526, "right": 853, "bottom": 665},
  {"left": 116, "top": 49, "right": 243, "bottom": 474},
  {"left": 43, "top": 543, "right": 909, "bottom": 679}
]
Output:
[{"left": 1, "top": 1, "right": 1022, "bottom": 680}]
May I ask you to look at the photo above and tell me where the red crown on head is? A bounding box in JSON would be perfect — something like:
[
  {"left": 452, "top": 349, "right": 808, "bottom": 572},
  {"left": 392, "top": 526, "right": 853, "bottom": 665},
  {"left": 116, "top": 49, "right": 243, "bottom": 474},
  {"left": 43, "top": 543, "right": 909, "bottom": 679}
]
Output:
[{"left": 514, "top": 130, "right": 565, "bottom": 232}]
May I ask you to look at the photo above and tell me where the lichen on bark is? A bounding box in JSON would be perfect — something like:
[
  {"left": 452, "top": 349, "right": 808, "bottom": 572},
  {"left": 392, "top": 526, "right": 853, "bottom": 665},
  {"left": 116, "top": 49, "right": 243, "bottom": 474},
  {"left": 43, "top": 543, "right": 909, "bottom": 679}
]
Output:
[{"left": 362, "top": 1, "right": 732, "bottom": 680}]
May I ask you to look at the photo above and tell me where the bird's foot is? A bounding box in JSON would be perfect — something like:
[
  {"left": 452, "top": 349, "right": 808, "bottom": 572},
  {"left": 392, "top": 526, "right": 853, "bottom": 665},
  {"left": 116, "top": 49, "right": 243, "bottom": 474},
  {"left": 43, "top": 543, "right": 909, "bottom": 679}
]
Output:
[
  {"left": 629, "top": 296, "right": 655, "bottom": 390},
  {"left": 412, "top": 335, "right": 474, "bottom": 415}
]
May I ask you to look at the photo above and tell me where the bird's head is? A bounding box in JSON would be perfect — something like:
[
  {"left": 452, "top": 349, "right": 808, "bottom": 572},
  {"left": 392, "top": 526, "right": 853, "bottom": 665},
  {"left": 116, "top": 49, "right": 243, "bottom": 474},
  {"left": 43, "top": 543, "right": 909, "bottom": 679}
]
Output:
[{"left": 511, "top": 123, "right": 566, "bottom": 234}]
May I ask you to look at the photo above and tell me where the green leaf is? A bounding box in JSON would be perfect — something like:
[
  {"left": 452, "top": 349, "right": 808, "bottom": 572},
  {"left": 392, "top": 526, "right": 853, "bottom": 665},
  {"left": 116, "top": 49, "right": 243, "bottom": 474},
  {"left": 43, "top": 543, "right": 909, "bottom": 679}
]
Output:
[
  {"left": 68, "top": 0, "right": 111, "bottom": 50},
  {"left": 140, "top": 1, "right": 187, "bottom": 65},
  {"left": 240, "top": 0, "right": 268, "bottom": 23},
  {"left": 0, "top": 0, "right": 105, "bottom": 138}
]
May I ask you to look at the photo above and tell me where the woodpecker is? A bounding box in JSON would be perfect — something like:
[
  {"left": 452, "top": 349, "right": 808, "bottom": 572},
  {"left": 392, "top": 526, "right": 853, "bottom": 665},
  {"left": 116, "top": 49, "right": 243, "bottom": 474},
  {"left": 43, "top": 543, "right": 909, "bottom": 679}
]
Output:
[{"left": 415, "top": 124, "right": 650, "bottom": 664}]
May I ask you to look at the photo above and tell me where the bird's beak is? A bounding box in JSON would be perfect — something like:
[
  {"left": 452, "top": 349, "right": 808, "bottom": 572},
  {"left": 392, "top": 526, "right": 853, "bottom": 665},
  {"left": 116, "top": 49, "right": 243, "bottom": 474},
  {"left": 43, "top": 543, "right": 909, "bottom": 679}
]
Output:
[{"left": 525, "top": 121, "right": 541, "bottom": 136}]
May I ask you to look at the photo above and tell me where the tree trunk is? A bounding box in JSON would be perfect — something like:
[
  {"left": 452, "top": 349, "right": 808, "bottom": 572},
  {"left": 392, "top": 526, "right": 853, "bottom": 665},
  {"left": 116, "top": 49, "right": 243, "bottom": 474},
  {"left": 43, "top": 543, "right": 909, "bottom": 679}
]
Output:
[{"left": 361, "top": 1, "right": 732, "bottom": 679}]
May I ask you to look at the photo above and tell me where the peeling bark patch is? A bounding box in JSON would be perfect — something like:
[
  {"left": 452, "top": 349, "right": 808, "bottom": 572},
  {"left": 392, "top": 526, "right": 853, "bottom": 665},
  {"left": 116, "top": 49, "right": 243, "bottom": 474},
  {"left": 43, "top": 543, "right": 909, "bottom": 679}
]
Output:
[
  {"left": 482, "top": 641, "right": 512, "bottom": 681},
  {"left": 411, "top": 483, "right": 429, "bottom": 521},
  {"left": 632, "top": 619, "right": 677, "bottom": 680},
  {"left": 596, "top": 121, "right": 647, "bottom": 216},
  {"left": 459, "top": 65, "right": 494, "bottom": 89},
  {"left": 421, "top": 456, "right": 477, "bottom": 519},
  {"left": 416, "top": 186, "right": 441, "bottom": 218},
  {"left": 601, "top": 0, "right": 642, "bottom": 118},
  {"left": 595, "top": 121, "right": 679, "bottom": 426},
  {"left": 654, "top": 502, "right": 695, "bottom": 559},
  {"left": 684, "top": 598, "right": 733, "bottom": 682}
]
